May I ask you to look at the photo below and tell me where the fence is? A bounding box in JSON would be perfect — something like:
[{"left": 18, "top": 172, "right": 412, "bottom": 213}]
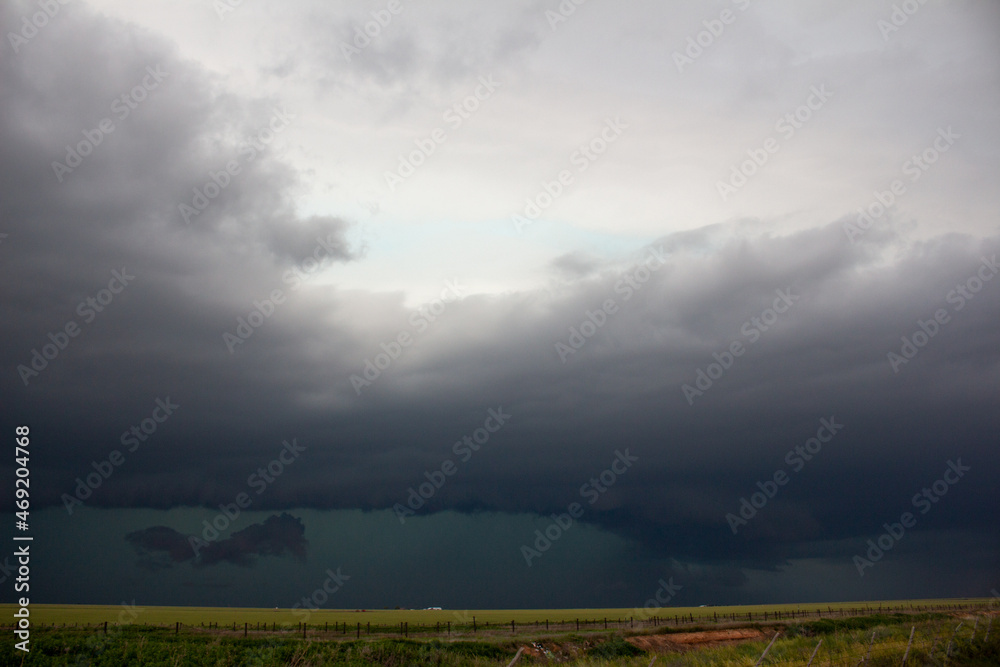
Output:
[{"left": 12, "top": 601, "right": 994, "bottom": 642}]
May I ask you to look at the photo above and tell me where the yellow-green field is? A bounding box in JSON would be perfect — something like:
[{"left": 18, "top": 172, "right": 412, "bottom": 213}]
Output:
[
  {"left": 3, "top": 597, "right": 993, "bottom": 627},
  {"left": 2, "top": 598, "right": 997, "bottom": 665}
]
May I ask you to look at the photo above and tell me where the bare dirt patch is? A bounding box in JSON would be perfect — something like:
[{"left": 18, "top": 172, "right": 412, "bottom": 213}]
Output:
[{"left": 627, "top": 627, "right": 768, "bottom": 653}]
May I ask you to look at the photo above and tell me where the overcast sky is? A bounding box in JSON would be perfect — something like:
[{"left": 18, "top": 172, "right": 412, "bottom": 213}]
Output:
[{"left": 2, "top": 0, "right": 998, "bottom": 611}]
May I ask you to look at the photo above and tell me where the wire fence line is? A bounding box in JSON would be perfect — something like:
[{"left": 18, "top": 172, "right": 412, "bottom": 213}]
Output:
[{"left": 6, "top": 601, "right": 994, "bottom": 641}]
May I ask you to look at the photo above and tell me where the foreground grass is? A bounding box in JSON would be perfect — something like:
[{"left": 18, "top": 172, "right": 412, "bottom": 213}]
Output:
[
  {"left": 4, "top": 632, "right": 519, "bottom": 666},
  {"left": 659, "top": 613, "right": 1000, "bottom": 667},
  {"left": 3, "top": 606, "right": 997, "bottom": 665}
]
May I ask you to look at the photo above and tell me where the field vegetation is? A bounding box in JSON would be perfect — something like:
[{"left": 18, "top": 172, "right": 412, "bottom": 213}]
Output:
[{"left": 2, "top": 598, "right": 996, "bottom": 665}]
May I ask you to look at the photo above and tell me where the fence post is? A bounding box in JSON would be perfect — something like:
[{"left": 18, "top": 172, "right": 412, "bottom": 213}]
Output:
[
  {"left": 244, "top": 622, "right": 247, "bottom": 637},
  {"left": 505, "top": 647, "right": 525, "bottom": 667},
  {"left": 902, "top": 626, "right": 915, "bottom": 665},
  {"left": 947, "top": 621, "right": 963, "bottom": 657},
  {"left": 753, "top": 632, "right": 780, "bottom": 666},
  {"left": 865, "top": 630, "right": 876, "bottom": 662},
  {"left": 805, "top": 639, "right": 822, "bottom": 667},
  {"left": 175, "top": 622, "right": 179, "bottom": 634},
  {"left": 357, "top": 622, "right": 360, "bottom": 638},
  {"left": 473, "top": 616, "right": 477, "bottom": 632},
  {"left": 511, "top": 620, "right": 515, "bottom": 634}
]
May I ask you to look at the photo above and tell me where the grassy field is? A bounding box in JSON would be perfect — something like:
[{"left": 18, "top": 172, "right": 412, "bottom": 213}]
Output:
[
  {"left": 2, "top": 599, "right": 997, "bottom": 665},
  {"left": 3, "top": 597, "right": 991, "bottom": 627}
]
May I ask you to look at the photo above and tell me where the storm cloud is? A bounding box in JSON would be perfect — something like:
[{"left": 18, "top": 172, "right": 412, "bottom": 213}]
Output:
[
  {"left": 126, "top": 513, "right": 308, "bottom": 569},
  {"left": 1, "top": 0, "right": 997, "bottom": 608}
]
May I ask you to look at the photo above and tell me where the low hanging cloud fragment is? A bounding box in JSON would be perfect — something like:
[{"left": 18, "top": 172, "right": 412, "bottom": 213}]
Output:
[{"left": 126, "top": 513, "right": 308, "bottom": 570}]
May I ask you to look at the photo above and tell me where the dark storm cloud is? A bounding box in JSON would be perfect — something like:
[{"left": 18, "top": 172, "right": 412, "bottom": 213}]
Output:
[
  {"left": 1, "top": 0, "right": 997, "bottom": 600},
  {"left": 0, "top": 1, "right": 361, "bottom": 465},
  {"left": 126, "top": 513, "right": 307, "bottom": 569},
  {"left": 125, "top": 525, "right": 194, "bottom": 570},
  {"left": 21, "top": 210, "right": 997, "bottom": 576}
]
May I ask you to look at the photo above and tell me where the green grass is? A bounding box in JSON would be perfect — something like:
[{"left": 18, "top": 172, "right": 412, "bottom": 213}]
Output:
[
  {"left": 3, "top": 615, "right": 998, "bottom": 666},
  {"left": 670, "top": 614, "right": 1000, "bottom": 667},
  {"left": 3, "top": 630, "right": 521, "bottom": 666},
  {"left": 2, "top": 596, "right": 991, "bottom": 627},
  {"left": 3, "top": 599, "right": 996, "bottom": 666}
]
